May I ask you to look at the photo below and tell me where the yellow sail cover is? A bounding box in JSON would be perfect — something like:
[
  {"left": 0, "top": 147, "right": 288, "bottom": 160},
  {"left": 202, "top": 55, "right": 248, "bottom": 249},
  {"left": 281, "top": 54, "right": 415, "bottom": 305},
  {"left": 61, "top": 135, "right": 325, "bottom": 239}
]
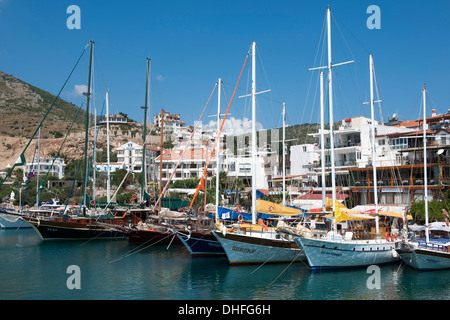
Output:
[
  {"left": 256, "top": 199, "right": 304, "bottom": 216},
  {"left": 324, "top": 199, "right": 375, "bottom": 223},
  {"left": 335, "top": 205, "right": 375, "bottom": 223}
]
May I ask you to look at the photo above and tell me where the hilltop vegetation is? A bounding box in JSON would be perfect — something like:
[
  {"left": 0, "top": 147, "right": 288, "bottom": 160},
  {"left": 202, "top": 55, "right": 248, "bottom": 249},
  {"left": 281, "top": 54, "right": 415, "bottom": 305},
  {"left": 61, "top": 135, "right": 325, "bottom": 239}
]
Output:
[{"left": 0, "top": 71, "right": 86, "bottom": 139}]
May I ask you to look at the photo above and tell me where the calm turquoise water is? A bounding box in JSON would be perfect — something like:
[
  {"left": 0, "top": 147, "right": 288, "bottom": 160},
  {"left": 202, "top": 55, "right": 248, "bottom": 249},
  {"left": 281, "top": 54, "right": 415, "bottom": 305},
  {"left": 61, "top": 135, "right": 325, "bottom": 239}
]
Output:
[{"left": 0, "top": 228, "right": 449, "bottom": 300}]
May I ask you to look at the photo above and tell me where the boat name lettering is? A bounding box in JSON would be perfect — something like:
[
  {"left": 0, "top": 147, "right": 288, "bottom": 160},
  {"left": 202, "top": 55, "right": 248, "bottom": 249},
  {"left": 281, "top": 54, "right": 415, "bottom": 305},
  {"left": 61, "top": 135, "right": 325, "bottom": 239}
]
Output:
[
  {"left": 425, "top": 258, "right": 439, "bottom": 264},
  {"left": 320, "top": 250, "right": 343, "bottom": 257},
  {"left": 232, "top": 246, "right": 256, "bottom": 254}
]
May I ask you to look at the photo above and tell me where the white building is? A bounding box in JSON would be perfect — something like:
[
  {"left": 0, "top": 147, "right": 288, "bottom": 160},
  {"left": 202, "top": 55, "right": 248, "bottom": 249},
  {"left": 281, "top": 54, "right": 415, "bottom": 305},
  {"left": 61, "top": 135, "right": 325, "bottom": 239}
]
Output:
[
  {"left": 290, "top": 143, "right": 321, "bottom": 184},
  {"left": 224, "top": 153, "right": 268, "bottom": 190},
  {"left": 115, "top": 142, "right": 159, "bottom": 177},
  {"left": 25, "top": 157, "right": 66, "bottom": 179},
  {"left": 99, "top": 113, "right": 128, "bottom": 125},
  {"left": 155, "top": 139, "right": 231, "bottom": 185},
  {"left": 95, "top": 162, "right": 126, "bottom": 173},
  {"left": 154, "top": 137, "right": 269, "bottom": 190},
  {"left": 306, "top": 116, "right": 412, "bottom": 175}
]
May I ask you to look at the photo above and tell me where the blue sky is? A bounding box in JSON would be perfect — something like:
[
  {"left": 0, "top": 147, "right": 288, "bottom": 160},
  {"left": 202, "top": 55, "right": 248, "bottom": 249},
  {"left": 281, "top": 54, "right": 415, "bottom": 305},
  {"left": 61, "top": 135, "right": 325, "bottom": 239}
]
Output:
[{"left": 1, "top": 0, "right": 450, "bottom": 133}]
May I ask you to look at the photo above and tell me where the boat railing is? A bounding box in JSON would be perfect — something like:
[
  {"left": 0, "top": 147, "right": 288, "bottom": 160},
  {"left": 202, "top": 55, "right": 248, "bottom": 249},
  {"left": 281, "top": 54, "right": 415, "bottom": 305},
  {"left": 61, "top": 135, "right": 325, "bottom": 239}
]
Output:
[{"left": 416, "top": 241, "right": 449, "bottom": 252}]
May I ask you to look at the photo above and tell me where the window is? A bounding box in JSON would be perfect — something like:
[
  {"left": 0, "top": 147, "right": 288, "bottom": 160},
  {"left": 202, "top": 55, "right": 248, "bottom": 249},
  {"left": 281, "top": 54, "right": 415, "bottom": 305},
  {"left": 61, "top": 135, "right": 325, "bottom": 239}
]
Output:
[
  {"left": 378, "top": 139, "right": 385, "bottom": 146},
  {"left": 392, "top": 138, "right": 408, "bottom": 150}
]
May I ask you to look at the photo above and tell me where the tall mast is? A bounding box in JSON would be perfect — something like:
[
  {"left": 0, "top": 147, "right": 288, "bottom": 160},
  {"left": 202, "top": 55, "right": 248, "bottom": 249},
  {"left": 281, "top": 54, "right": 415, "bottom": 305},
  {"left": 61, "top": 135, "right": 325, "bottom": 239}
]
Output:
[
  {"left": 159, "top": 109, "right": 164, "bottom": 214},
  {"left": 423, "top": 84, "right": 429, "bottom": 245},
  {"left": 282, "top": 102, "right": 286, "bottom": 206},
  {"left": 251, "top": 41, "right": 257, "bottom": 225},
  {"left": 308, "top": 8, "right": 353, "bottom": 216},
  {"left": 205, "top": 140, "right": 208, "bottom": 210},
  {"left": 93, "top": 106, "right": 97, "bottom": 203},
  {"left": 320, "top": 71, "right": 326, "bottom": 212},
  {"left": 36, "top": 127, "right": 41, "bottom": 207},
  {"left": 215, "top": 78, "right": 221, "bottom": 222},
  {"left": 326, "top": 7, "right": 337, "bottom": 233},
  {"left": 106, "top": 91, "right": 111, "bottom": 204},
  {"left": 369, "top": 54, "right": 380, "bottom": 234},
  {"left": 141, "top": 58, "right": 151, "bottom": 204},
  {"left": 83, "top": 40, "right": 94, "bottom": 212}
]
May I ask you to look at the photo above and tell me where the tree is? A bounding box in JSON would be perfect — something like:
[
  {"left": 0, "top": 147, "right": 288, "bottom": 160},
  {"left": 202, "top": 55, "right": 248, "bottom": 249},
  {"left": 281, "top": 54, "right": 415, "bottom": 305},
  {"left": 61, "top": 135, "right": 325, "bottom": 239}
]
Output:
[
  {"left": 230, "top": 178, "right": 245, "bottom": 206},
  {"left": 409, "top": 195, "right": 450, "bottom": 224}
]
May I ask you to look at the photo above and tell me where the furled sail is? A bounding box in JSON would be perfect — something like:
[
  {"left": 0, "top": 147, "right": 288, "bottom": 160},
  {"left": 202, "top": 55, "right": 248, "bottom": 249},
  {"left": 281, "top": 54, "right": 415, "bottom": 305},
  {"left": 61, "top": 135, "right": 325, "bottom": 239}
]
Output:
[{"left": 256, "top": 199, "right": 305, "bottom": 216}]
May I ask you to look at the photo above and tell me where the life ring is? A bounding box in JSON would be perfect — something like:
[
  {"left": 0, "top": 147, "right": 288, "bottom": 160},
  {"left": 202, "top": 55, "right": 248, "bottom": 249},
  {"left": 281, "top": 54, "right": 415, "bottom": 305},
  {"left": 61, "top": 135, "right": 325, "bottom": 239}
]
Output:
[
  {"left": 236, "top": 205, "right": 242, "bottom": 213},
  {"left": 90, "top": 200, "right": 96, "bottom": 206},
  {"left": 149, "top": 193, "right": 155, "bottom": 200},
  {"left": 238, "top": 214, "right": 244, "bottom": 223},
  {"left": 391, "top": 233, "right": 398, "bottom": 241},
  {"left": 309, "top": 188, "right": 313, "bottom": 194},
  {"left": 198, "top": 206, "right": 203, "bottom": 214},
  {"left": 385, "top": 232, "right": 391, "bottom": 242},
  {"left": 268, "top": 205, "right": 275, "bottom": 213},
  {"left": 70, "top": 201, "right": 75, "bottom": 206},
  {"left": 130, "top": 198, "right": 135, "bottom": 204},
  {"left": 131, "top": 194, "right": 138, "bottom": 200}
]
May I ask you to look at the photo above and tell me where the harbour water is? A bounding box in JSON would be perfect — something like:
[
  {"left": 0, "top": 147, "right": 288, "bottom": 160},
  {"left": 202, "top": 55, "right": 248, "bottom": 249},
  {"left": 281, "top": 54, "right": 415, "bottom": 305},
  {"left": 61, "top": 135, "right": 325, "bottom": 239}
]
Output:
[{"left": 1, "top": 228, "right": 449, "bottom": 301}]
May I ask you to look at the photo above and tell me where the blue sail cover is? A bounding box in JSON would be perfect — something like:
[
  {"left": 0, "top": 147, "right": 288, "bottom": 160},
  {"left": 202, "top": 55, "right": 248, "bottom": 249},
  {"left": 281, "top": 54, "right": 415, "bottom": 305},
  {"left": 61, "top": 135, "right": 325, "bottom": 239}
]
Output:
[{"left": 206, "top": 206, "right": 274, "bottom": 221}]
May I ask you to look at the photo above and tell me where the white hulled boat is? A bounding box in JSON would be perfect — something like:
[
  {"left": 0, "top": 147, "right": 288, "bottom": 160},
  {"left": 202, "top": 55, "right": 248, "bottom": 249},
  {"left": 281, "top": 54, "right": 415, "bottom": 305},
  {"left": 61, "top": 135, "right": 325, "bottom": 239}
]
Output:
[
  {"left": 211, "top": 42, "right": 304, "bottom": 265},
  {"left": 395, "top": 86, "right": 450, "bottom": 270},
  {"left": 294, "top": 7, "right": 400, "bottom": 270}
]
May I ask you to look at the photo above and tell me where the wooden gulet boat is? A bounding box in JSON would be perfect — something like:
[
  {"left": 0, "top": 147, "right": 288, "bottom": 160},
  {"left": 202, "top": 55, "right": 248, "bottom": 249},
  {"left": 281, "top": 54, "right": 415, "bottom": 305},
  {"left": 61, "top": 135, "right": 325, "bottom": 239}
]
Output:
[
  {"left": 293, "top": 10, "right": 401, "bottom": 270},
  {"left": 208, "top": 42, "right": 305, "bottom": 265},
  {"left": 395, "top": 86, "right": 450, "bottom": 270}
]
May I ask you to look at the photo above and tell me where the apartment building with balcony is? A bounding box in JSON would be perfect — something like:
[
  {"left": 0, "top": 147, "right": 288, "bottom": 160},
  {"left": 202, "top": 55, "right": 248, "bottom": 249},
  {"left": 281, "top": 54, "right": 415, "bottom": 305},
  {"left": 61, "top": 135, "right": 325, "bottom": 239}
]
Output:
[
  {"left": 349, "top": 126, "right": 450, "bottom": 206},
  {"left": 154, "top": 137, "right": 268, "bottom": 190},
  {"left": 25, "top": 157, "right": 66, "bottom": 179},
  {"left": 292, "top": 111, "right": 449, "bottom": 208},
  {"left": 154, "top": 139, "right": 231, "bottom": 186},
  {"left": 305, "top": 116, "right": 411, "bottom": 187},
  {"left": 115, "top": 142, "right": 159, "bottom": 181},
  {"left": 154, "top": 110, "right": 186, "bottom": 134},
  {"left": 99, "top": 113, "right": 128, "bottom": 125}
]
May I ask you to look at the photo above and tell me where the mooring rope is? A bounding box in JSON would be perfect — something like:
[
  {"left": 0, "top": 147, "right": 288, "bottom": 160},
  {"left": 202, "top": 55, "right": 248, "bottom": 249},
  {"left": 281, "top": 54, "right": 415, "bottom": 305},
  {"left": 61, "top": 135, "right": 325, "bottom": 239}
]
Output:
[{"left": 108, "top": 232, "right": 174, "bottom": 263}]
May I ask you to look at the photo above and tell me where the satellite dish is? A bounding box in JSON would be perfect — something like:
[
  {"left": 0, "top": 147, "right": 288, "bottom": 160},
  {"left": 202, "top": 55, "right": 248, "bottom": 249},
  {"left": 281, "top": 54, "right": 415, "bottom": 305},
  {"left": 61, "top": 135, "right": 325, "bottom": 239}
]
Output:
[{"left": 437, "top": 149, "right": 445, "bottom": 155}]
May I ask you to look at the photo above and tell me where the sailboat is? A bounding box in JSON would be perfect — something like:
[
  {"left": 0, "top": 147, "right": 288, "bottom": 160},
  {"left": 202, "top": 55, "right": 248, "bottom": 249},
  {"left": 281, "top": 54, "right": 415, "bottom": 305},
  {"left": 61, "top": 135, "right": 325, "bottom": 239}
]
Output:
[
  {"left": 395, "top": 86, "right": 450, "bottom": 270},
  {"left": 173, "top": 78, "right": 227, "bottom": 257},
  {"left": 294, "top": 8, "right": 400, "bottom": 270},
  {"left": 117, "top": 59, "right": 187, "bottom": 245},
  {"left": 22, "top": 42, "right": 127, "bottom": 240},
  {"left": 211, "top": 42, "right": 305, "bottom": 265}
]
